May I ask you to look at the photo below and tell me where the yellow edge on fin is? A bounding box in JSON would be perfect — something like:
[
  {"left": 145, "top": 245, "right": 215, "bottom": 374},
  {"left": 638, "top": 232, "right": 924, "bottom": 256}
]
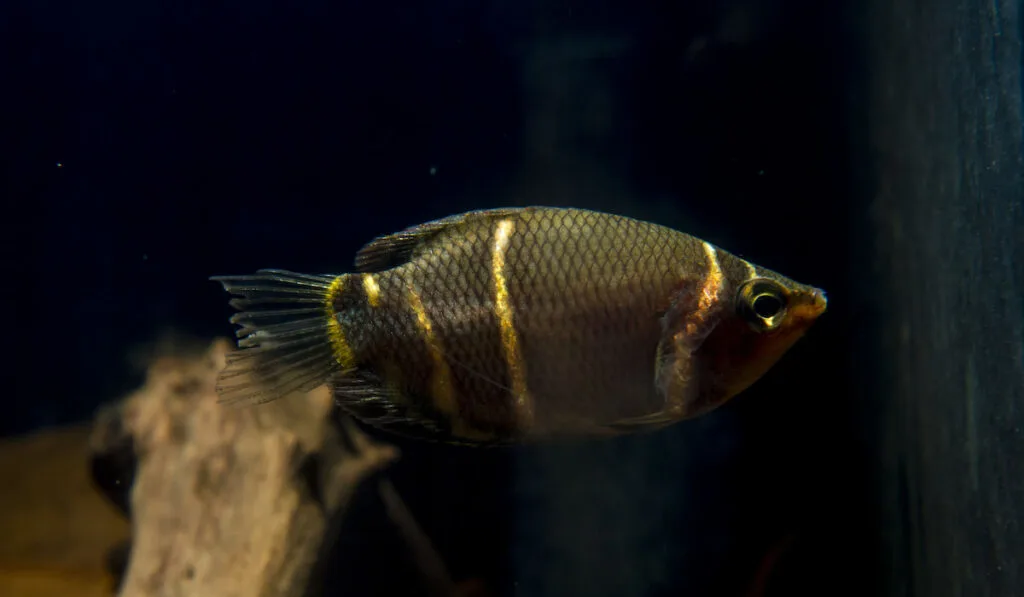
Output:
[{"left": 325, "top": 275, "right": 356, "bottom": 369}]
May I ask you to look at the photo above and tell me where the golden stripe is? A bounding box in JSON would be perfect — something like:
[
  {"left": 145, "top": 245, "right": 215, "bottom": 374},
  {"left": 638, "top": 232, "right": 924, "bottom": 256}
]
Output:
[
  {"left": 362, "top": 273, "right": 381, "bottom": 307},
  {"left": 666, "top": 242, "right": 727, "bottom": 417},
  {"left": 406, "top": 283, "right": 457, "bottom": 417},
  {"left": 699, "top": 242, "right": 725, "bottom": 311},
  {"left": 742, "top": 259, "right": 757, "bottom": 280},
  {"left": 678, "top": 241, "right": 726, "bottom": 341},
  {"left": 325, "top": 275, "right": 355, "bottom": 369},
  {"left": 492, "top": 219, "right": 532, "bottom": 423}
]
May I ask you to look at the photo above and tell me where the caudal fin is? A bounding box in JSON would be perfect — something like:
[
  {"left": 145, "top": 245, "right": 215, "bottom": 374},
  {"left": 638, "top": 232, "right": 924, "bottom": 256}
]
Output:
[{"left": 209, "top": 269, "right": 345, "bottom": 405}]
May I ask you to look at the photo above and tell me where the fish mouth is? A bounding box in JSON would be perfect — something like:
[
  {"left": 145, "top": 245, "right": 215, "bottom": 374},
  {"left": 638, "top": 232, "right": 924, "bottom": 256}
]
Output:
[
  {"left": 811, "top": 288, "right": 828, "bottom": 313},
  {"left": 790, "top": 288, "right": 828, "bottom": 321}
]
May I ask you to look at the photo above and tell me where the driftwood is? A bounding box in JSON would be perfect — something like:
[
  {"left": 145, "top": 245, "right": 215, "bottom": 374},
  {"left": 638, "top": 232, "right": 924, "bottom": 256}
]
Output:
[
  {"left": 91, "top": 338, "right": 400, "bottom": 597},
  {"left": 0, "top": 424, "right": 131, "bottom": 597}
]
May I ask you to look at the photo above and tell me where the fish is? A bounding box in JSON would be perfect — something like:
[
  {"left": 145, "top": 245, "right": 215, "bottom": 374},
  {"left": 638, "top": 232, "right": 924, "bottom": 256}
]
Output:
[{"left": 211, "top": 206, "right": 826, "bottom": 445}]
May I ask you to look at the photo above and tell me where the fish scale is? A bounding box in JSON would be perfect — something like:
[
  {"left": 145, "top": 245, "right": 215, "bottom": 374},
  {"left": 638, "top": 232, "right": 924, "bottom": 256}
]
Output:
[{"left": 211, "top": 206, "right": 827, "bottom": 445}]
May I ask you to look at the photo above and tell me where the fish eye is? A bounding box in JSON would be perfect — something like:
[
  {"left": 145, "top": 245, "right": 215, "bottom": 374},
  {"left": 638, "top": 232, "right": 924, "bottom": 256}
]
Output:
[
  {"left": 737, "top": 279, "right": 789, "bottom": 331},
  {"left": 752, "top": 293, "right": 784, "bottom": 319}
]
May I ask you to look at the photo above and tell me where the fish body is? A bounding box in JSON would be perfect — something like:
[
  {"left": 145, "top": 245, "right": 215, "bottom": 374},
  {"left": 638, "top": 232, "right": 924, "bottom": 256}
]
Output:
[{"left": 212, "top": 206, "right": 826, "bottom": 445}]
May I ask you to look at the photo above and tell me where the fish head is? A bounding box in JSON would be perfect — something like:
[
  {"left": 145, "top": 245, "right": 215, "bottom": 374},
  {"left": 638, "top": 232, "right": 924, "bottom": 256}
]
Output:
[{"left": 664, "top": 267, "right": 827, "bottom": 419}]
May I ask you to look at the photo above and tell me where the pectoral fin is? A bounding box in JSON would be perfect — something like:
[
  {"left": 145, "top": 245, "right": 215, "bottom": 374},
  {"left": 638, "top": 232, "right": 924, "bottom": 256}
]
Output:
[{"left": 610, "top": 286, "right": 723, "bottom": 431}]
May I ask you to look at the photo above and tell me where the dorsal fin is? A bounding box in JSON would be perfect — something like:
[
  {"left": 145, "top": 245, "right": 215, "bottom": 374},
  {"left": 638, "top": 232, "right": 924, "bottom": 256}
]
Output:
[{"left": 354, "top": 207, "right": 533, "bottom": 272}]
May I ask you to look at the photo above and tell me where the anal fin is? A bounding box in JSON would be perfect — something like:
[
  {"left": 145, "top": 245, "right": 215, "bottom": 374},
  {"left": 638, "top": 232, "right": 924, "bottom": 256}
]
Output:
[
  {"left": 605, "top": 411, "right": 681, "bottom": 433},
  {"left": 333, "top": 373, "right": 508, "bottom": 447}
]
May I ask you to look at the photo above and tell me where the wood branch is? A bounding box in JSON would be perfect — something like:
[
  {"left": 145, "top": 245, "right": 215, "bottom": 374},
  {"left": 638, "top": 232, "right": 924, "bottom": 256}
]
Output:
[
  {"left": 378, "top": 478, "right": 457, "bottom": 597},
  {"left": 377, "top": 478, "right": 496, "bottom": 597},
  {"left": 98, "top": 338, "right": 399, "bottom": 597}
]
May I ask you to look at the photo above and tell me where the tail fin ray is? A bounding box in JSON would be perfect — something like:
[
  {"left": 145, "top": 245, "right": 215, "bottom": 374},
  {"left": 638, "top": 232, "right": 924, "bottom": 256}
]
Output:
[{"left": 210, "top": 269, "right": 346, "bottom": 406}]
